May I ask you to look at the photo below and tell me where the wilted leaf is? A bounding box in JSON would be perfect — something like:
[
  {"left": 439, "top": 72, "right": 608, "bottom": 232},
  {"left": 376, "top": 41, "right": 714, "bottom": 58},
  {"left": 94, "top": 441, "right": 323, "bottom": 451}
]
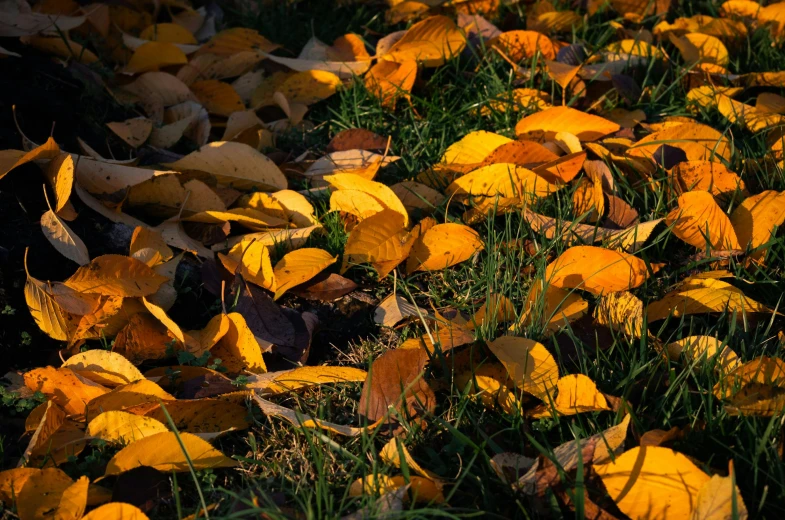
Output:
[
  {"left": 545, "top": 246, "right": 651, "bottom": 295},
  {"left": 516, "top": 106, "right": 620, "bottom": 142},
  {"left": 165, "top": 142, "right": 287, "bottom": 191},
  {"left": 486, "top": 337, "right": 558, "bottom": 399},
  {"left": 343, "top": 209, "right": 411, "bottom": 278},
  {"left": 379, "top": 15, "right": 466, "bottom": 67},
  {"left": 86, "top": 411, "right": 168, "bottom": 444},
  {"left": 104, "top": 432, "right": 237, "bottom": 476},
  {"left": 273, "top": 248, "right": 336, "bottom": 300},
  {"left": 63, "top": 350, "right": 144, "bottom": 387},
  {"left": 64, "top": 255, "right": 168, "bottom": 297},
  {"left": 647, "top": 276, "right": 775, "bottom": 322},
  {"left": 406, "top": 223, "right": 483, "bottom": 272},
  {"left": 666, "top": 191, "right": 741, "bottom": 251},
  {"left": 595, "top": 446, "right": 711, "bottom": 520}
]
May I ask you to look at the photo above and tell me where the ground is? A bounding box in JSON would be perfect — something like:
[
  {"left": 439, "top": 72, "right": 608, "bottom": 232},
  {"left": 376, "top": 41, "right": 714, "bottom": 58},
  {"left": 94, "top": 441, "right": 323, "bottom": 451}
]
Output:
[{"left": 2, "top": 1, "right": 785, "bottom": 519}]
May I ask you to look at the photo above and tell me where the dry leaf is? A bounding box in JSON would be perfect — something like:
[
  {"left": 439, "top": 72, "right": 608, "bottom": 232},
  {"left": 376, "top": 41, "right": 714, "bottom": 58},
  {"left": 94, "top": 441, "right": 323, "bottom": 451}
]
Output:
[{"left": 104, "top": 432, "right": 237, "bottom": 476}]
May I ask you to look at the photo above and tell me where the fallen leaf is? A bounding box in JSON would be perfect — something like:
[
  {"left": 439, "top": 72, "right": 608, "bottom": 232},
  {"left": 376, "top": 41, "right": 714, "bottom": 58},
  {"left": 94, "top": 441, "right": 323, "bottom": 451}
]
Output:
[
  {"left": 273, "top": 248, "right": 337, "bottom": 299},
  {"left": 405, "top": 222, "right": 483, "bottom": 272},
  {"left": 104, "top": 432, "right": 237, "bottom": 476},
  {"left": 379, "top": 15, "right": 466, "bottom": 67},
  {"left": 594, "top": 446, "right": 710, "bottom": 520},
  {"left": 342, "top": 209, "right": 411, "bottom": 278},
  {"left": 545, "top": 246, "right": 651, "bottom": 295},
  {"left": 486, "top": 337, "right": 558, "bottom": 399},
  {"left": 666, "top": 191, "right": 741, "bottom": 251},
  {"left": 165, "top": 142, "right": 287, "bottom": 191},
  {"left": 86, "top": 411, "right": 169, "bottom": 444},
  {"left": 647, "top": 276, "right": 775, "bottom": 322},
  {"left": 516, "top": 106, "right": 620, "bottom": 142},
  {"left": 63, "top": 350, "right": 144, "bottom": 387}
]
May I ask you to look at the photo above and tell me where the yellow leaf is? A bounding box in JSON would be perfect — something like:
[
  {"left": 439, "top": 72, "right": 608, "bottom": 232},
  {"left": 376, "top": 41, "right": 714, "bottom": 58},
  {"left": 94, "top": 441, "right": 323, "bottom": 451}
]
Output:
[
  {"left": 86, "top": 411, "right": 169, "bottom": 443},
  {"left": 245, "top": 366, "right": 365, "bottom": 398},
  {"left": 183, "top": 208, "right": 289, "bottom": 230},
  {"left": 364, "top": 60, "right": 418, "bottom": 109},
  {"left": 41, "top": 209, "right": 90, "bottom": 265},
  {"left": 405, "top": 222, "right": 483, "bottom": 272},
  {"left": 130, "top": 226, "right": 174, "bottom": 267},
  {"left": 342, "top": 209, "right": 410, "bottom": 278},
  {"left": 446, "top": 163, "right": 559, "bottom": 202},
  {"left": 457, "top": 363, "right": 520, "bottom": 413},
  {"left": 670, "top": 32, "right": 729, "bottom": 66},
  {"left": 253, "top": 70, "right": 342, "bottom": 108},
  {"left": 44, "top": 153, "right": 74, "bottom": 214},
  {"left": 324, "top": 173, "right": 409, "bottom": 226},
  {"left": 544, "top": 246, "right": 651, "bottom": 296},
  {"left": 0, "top": 136, "right": 59, "bottom": 180},
  {"left": 379, "top": 15, "right": 466, "bottom": 67},
  {"left": 490, "top": 30, "right": 556, "bottom": 62},
  {"left": 533, "top": 374, "right": 610, "bottom": 417},
  {"left": 16, "top": 468, "right": 74, "bottom": 520},
  {"left": 669, "top": 160, "right": 745, "bottom": 200},
  {"left": 692, "top": 461, "right": 749, "bottom": 520},
  {"left": 238, "top": 190, "right": 317, "bottom": 228},
  {"left": 666, "top": 336, "right": 741, "bottom": 375},
  {"left": 124, "top": 42, "right": 188, "bottom": 74},
  {"left": 627, "top": 122, "right": 732, "bottom": 163},
  {"left": 666, "top": 191, "right": 741, "bottom": 251},
  {"left": 210, "top": 313, "right": 267, "bottom": 373},
  {"left": 572, "top": 176, "right": 604, "bottom": 224},
  {"left": 62, "top": 350, "right": 144, "bottom": 387},
  {"left": 594, "top": 291, "right": 644, "bottom": 338},
  {"left": 140, "top": 23, "right": 197, "bottom": 44},
  {"left": 0, "top": 467, "right": 39, "bottom": 504},
  {"left": 730, "top": 190, "right": 785, "bottom": 257},
  {"left": 519, "top": 280, "right": 589, "bottom": 334},
  {"left": 273, "top": 248, "right": 337, "bottom": 299},
  {"left": 85, "top": 379, "right": 174, "bottom": 421},
  {"left": 595, "top": 446, "right": 711, "bottom": 520},
  {"left": 218, "top": 240, "right": 275, "bottom": 291},
  {"left": 486, "top": 336, "right": 559, "bottom": 399},
  {"left": 82, "top": 502, "right": 149, "bottom": 519},
  {"left": 647, "top": 276, "right": 774, "bottom": 322},
  {"left": 190, "top": 79, "right": 245, "bottom": 117},
  {"left": 380, "top": 438, "right": 442, "bottom": 481},
  {"left": 64, "top": 255, "right": 168, "bottom": 297},
  {"left": 440, "top": 130, "right": 512, "bottom": 170},
  {"left": 24, "top": 367, "right": 108, "bottom": 417},
  {"left": 20, "top": 400, "right": 65, "bottom": 466},
  {"left": 330, "top": 189, "right": 386, "bottom": 222},
  {"left": 53, "top": 476, "right": 89, "bottom": 520},
  {"left": 165, "top": 141, "right": 287, "bottom": 191},
  {"left": 198, "top": 27, "right": 278, "bottom": 56},
  {"left": 104, "top": 432, "right": 238, "bottom": 475},
  {"left": 515, "top": 106, "right": 620, "bottom": 142},
  {"left": 545, "top": 59, "right": 581, "bottom": 90}
]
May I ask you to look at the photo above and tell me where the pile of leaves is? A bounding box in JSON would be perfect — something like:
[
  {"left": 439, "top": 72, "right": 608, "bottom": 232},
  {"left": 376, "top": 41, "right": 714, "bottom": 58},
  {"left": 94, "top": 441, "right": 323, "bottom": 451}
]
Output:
[{"left": 2, "top": 0, "right": 785, "bottom": 518}]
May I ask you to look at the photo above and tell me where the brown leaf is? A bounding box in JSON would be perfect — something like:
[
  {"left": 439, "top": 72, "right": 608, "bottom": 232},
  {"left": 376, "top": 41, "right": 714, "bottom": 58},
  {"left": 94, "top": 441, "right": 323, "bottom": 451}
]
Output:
[
  {"left": 289, "top": 272, "right": 358, "bottom": 301},
  {"left": 532, "top": 437, "right": 596, "bottom": 497},
  {"left": 604, "top": 194, "right": 639, "bottom": 228},
  {"left": 640, "top": 426, "right": 685, "bottom": 447},
  {"left": 327, "top": 129, "right": 389, "bottom": 153},
  {"left": 358, "top": 347, "right": 433, "bottom": 422}
]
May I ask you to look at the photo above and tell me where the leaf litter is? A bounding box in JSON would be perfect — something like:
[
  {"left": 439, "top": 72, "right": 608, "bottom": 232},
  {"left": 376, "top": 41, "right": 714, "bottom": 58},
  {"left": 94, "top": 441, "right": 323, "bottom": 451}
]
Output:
[{"left": 1, "top": 0, "right": 785, "bottom": 518}]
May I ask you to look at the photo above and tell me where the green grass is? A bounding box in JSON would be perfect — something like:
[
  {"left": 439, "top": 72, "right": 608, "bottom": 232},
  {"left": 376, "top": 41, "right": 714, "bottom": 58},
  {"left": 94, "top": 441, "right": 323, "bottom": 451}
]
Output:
[{"left": 4, "top": 0, "right": 785, "bottom": 518}]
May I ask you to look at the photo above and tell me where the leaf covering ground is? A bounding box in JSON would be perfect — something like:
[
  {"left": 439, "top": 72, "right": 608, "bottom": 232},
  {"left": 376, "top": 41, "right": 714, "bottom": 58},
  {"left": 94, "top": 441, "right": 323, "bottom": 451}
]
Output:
[{"left": 2, "top": 0, "right": 785, "bottom": 519}]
